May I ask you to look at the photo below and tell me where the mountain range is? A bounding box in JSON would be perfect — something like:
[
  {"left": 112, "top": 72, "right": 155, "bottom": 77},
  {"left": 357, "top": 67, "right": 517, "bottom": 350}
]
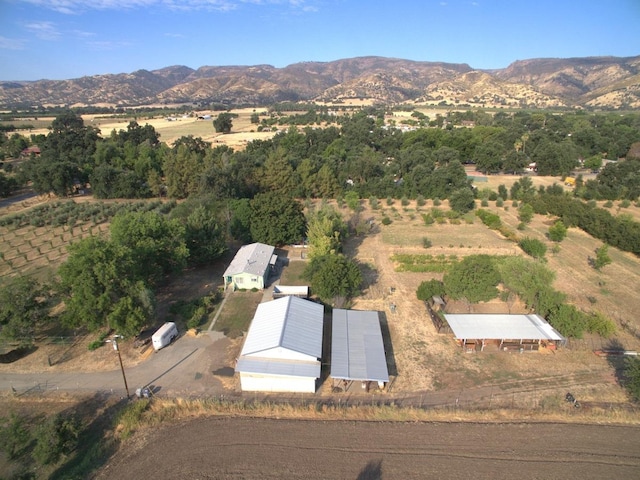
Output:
[{"left": 1, "top": 55, "right": 639, "bottom": 110}]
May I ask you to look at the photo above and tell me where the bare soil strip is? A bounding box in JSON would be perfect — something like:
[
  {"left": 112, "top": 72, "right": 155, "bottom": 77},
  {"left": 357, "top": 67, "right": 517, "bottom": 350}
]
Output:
[{"left": 97, "top": 417, "right": 640, "bottom": 480}]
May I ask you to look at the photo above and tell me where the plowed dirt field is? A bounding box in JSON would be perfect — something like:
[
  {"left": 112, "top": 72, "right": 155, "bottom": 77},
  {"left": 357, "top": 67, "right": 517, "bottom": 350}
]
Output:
[{"left": 97, "top": 417, "right": 640, "bottom": 480}]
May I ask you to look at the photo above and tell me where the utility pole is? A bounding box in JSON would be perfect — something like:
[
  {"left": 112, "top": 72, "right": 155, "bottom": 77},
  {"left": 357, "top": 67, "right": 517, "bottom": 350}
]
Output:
[{"left": 107, "top": 335, "right": 130, "bottom": 399}]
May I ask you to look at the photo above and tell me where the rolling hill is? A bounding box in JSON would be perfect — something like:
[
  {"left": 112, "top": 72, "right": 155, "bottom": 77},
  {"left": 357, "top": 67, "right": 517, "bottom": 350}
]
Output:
[{"left": 1, "top": 55, "right": 639, "bottom": 109}]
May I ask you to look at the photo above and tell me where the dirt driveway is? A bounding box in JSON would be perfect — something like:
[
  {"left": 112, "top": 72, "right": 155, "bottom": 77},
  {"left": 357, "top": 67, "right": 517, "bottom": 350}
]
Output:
[{"left": 97, "top": 417, "right": 640, "bottom": 480}]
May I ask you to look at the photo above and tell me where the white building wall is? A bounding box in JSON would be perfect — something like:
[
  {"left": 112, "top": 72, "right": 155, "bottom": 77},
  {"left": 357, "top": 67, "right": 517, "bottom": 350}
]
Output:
[{"left": 239, "top": 374, "right": 316, "bottom": 393}]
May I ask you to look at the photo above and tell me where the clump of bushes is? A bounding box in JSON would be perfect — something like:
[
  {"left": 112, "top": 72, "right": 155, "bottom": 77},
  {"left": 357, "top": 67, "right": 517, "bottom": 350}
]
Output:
[{"left": 519, "top": 237, "right": 547, "bottom": 259}]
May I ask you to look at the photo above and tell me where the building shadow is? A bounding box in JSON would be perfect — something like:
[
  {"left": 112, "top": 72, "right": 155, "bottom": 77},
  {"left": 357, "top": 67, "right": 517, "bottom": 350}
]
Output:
[
  {"left": 357, "top": 459, "right": 383, "bottom": 480},
  {"left": 378, "top": 312, "right": 398, "bottom": 377},
  {"left": 319, "top": 305, "right": 333, "bottom": 390}
]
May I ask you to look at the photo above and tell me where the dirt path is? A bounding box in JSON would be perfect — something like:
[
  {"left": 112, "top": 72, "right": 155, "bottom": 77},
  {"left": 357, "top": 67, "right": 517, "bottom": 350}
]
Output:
[{"left": 97, "top": 417, "right": 640, "bottom": 480}]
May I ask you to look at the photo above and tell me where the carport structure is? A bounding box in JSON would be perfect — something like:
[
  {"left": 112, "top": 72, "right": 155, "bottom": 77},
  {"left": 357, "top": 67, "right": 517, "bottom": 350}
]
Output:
[
  {"left": 331, "top": 309, "right": 389, "bottom": 392},
  {"left": 443, "top": 313, "right": 566, "bottom": 352}
]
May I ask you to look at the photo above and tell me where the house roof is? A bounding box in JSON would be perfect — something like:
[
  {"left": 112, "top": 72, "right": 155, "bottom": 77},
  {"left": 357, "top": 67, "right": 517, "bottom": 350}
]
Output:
[
  {"left": 331, "top": 309, "right": 389, "bottom": 383},
  {"left": 223, "top": 243, "right": 275, "bottom": 278},
  {"left": 239, "top": 296, "right": 324, "bottom": 360},
  {"left": 443, "top": 314, "right": 565, "bottom": 341}
]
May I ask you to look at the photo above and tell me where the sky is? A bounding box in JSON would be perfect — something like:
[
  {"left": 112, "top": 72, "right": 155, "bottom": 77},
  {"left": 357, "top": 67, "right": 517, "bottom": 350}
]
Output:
[{"left": 1, "top": 0, "right": 639, "bottom": 81}]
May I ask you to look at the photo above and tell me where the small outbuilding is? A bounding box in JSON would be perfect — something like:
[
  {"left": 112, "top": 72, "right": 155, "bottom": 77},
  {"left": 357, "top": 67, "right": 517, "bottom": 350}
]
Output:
[
  {"left": 223, "top": 242, "right": 275, "bottom": 290},
  {"left": 444, "top": 313, "right": 566, "bottom": 352},
  {"left": 331, "top": 309, "right": 389, "bottom": 392},
  {"left": 235, "top": 296, "right": 324, "bottom": 393}
]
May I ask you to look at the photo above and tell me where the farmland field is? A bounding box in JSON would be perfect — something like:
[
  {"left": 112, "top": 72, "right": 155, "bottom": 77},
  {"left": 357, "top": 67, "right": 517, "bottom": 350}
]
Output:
[
  {"left": 97, "top": 417, "right": 640, "bottom": 480},
  {"left": 15, "top": 108, "right": 281, "bottom": 149},
  {"left": 0, "top": 198, "right": 174, "bottom": 285},
  {"left": 1, "top": 183, "right": 639, "bottom": 406}
]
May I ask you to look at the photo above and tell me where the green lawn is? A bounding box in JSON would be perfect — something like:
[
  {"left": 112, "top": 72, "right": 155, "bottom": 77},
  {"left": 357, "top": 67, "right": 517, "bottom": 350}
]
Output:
[
  {"left": 279, "top": 260, "right": 308, "bottom": 285},
  {"left": 212, "top": 291, "right": 263, "bottom": 338}
]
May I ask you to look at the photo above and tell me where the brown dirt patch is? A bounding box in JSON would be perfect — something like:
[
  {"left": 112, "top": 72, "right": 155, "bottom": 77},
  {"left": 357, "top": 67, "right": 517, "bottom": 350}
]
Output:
[{"left": 96, "top": 417, "right": 640, "bottom": 480}]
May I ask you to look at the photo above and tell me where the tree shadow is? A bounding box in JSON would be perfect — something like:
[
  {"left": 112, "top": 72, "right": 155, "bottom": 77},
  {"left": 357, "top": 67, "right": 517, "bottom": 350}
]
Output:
[
  {"left": 2, "top": 392, "right": 132, "bottom": 480},
  {"left": 48, "top": 393, "right": 128, "bottom": 479},
  {"left": 359, "top": 261, "right": 380, "bottom": 294},
  {"left": 0, "top": 345, "right": 38, "bottom": 364},
  {"left": 357, "top": 459, "right": 383, "bottom": 480},
  {"left": 343, "top": 214, "right": 378, "bottom": 258},
  {"left": 604, "top": 338, "right": 627, "bottom": 387}
]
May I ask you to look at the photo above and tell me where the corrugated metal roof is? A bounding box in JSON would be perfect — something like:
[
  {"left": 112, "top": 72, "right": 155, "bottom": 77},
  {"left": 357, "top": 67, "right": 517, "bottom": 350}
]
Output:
[
  {"left": 239, "top": 296, "right": 324, "bottom": 359},
  {"left": 331, "top": 309, "right": 389, "bottom": 382},
  {"left": 236, "top": 357, "right": 320, "bottom": 378},
  {"left": 444, "top": 314, "right": 565, "bottom": 341},
  {"left": 223, "top": 243, "right": 275, "bottom": 278}
]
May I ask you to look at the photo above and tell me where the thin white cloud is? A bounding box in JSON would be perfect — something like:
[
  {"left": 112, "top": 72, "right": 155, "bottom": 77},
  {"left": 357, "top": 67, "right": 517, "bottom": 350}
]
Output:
[
  {"left": 165, "top": 32, "right": 186, "bottom": 38},
  {"left": 17, "top": 0, "right": 317, "bottom": 14},
  {"left": 0, "top": 36, "right": 27, "bottom": 50},
  {"left": 24, "top": 21, "right": 61, "bottom": 40},
  {"left": 86, "top": 40, "right": 133, "bottom": 51},
  {"left": 72, "top": 30, "right": 97, "bottom": 38}
]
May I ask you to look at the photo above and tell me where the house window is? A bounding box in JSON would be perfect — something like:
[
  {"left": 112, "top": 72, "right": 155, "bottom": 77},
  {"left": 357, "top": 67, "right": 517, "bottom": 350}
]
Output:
[
  {"left": 251, "top": 277, "right": 257, "bottom": 282},
  {"left": 236, "top": 277, "right": 243, "bottom": 284}
]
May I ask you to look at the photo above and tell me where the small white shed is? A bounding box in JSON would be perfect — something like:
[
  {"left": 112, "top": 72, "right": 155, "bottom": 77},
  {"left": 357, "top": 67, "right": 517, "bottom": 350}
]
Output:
[{"left": 236, "top": 296, "right": 324, "bottom": 393}]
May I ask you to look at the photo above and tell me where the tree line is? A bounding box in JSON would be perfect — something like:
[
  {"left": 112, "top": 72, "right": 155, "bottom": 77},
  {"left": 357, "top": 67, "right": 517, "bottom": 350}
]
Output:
[
  {"left": 2, "top": 108, "right": 640, "bottom": 201},
  {"left": 2, "top": 107, "right": 640, "bottom": 345}
]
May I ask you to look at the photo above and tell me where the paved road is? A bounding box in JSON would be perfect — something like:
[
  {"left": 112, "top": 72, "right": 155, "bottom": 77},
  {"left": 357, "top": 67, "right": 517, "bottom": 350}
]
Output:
[{"left": 0, "top": 332, "right": 230, "bottom": 398}]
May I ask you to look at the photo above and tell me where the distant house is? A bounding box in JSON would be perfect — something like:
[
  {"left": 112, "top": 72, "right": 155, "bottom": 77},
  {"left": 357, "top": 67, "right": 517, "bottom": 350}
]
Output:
[
  {"left": 20, "top": 146, "right": 40, "bottom": 157},
  {"left": 223, "top": 242, "right": 276, "bottom": 290},
  {"left": 235, "top": 296, "right": 324, "bottom": 393}
]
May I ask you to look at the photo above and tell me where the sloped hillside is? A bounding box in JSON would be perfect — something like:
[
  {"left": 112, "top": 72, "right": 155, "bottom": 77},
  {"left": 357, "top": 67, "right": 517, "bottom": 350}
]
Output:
[
  {"left": 418, "top": 70, "right": 566, "bottom": 108},
  {"left": 1, "top": 55, "right": 639, "bottom": 109}
]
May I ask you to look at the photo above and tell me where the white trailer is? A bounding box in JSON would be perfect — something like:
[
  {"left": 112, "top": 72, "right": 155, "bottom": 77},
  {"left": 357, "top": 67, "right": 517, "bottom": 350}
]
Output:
[
  {"left": 272, "top": 285, "right": 310, "bottom": 299},
  {"left": 152, "top": 322, "right": 178, "bottom": 351}
]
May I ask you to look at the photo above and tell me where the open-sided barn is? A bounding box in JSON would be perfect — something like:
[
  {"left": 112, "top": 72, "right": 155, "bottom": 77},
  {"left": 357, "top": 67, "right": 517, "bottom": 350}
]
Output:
[
  {"left": 443, "top": 313, "right": 566, "bottom": 352},
  {"left": 235, "top": 296, "right": 324, "bottom": 393},
  {"left": 223, "top": 242, "right": 276, "bottom": 290},
  {"left": 331, "top": 309, "right": 389, "bottom": 392}
]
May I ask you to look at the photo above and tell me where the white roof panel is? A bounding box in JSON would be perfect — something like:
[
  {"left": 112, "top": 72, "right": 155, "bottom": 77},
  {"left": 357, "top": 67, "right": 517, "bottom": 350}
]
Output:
[
  {"left": 331, "top": 309, "right": 389, "bottom": 382},
  {"left": 223, "top": 243, "right": 275, "bottom": 278},
  {"left": 444, "top": 314, "right": 565, "bottom": 341},
  {"left": 240, "top": 296, "right": 324, "bottom": 359}
]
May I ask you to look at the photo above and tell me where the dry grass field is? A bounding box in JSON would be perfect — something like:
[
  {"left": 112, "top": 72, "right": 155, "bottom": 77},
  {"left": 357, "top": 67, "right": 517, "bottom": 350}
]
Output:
[
  {"left": 86, "top": 108, "right": 279, "bottom": 148},
  {"left": 11, "top": 108, "right": 279, "bottom": 149},
  {"left": 333, "top": 194, "right": 640, "bottom": 404},
  {"left": 1, "top": 174, "right": 639, "bottom": 407}
]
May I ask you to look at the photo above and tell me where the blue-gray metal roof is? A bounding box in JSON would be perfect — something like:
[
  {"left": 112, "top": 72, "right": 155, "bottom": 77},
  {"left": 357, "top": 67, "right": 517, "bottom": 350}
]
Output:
[
  {"left": 236, "top": 357, "right": 320, "bottom": 378},
  {"left": 331, "top": 309, "right": 389, "bottom": 382},
  {"left": 223, "top": 243, "right": 275, "bottom": 278},
  {"left": 444, "top": 314, "right": 565, "bottom": 341},
  {"left": 239, "top": 296, "right": 324, "bottom": 359}
]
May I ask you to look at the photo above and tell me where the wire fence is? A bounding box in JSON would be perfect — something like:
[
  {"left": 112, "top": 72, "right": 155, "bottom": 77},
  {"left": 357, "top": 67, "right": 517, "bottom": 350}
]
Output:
[{"left": 9, "top": 380, "right": 637, "bottom": 416}]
